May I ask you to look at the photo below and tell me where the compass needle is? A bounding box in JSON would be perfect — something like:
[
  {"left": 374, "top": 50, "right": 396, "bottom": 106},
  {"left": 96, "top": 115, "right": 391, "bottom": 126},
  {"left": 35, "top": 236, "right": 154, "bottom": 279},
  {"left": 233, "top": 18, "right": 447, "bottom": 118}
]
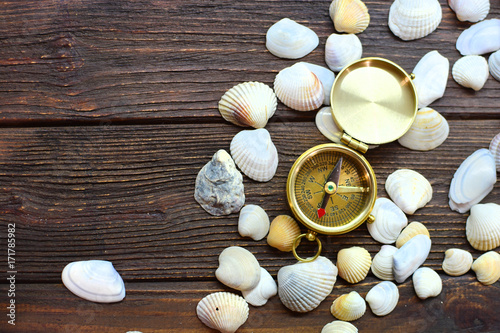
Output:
[{"left": 318, "top": 157, "right": 343, "bottom": 218}]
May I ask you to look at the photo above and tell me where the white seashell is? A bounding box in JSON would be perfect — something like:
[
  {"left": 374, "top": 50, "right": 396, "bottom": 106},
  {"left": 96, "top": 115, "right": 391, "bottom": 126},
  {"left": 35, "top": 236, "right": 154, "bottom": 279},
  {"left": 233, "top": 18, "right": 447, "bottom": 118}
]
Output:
[
  {"left": 385, "top": 169, "right": 433, "bottom": 215},
  {"left": 442, "top": 248, "right": 473, "bottom": 276},
  {"left": 267, "top": 215, "right": 302, "bottom": 252},
  {"left": 330, "top": 291, "right": 366, "bottom": 322},
  {"left": 365, "top": 281, "right": 399, "bottom": 316},
  {"left": 456, "top": 19, "right": 500, "bottom": 56},
  {"left": 337, "top": 246, "right": 372, "bottom": 284},
  {"left": 393, "top": 234, "right": 432, "bottom": 283},
  {"left": 368, "top": 198, "right": 408, "bottom": 244},
  {"left": 230, "top": 128, "right": 278, "bottom": 182},
  {"left": 322, "top": 320, "right": 358, "bottom": 333},
  {"left": 266, "top": 18, "right": 319, "bottom": 59},
  {"left": 325, "top": 33, "right": 362, "bottom": 72},
  {"left": 398, "top": 107, "right": 449, "bottom": 151},
  {"left": 238, "top": 204, "right": 270, "bottom": 241},
  {"left": 413, "top": 267, "right": 442, "bottom": 300},
  {"left": 215, "top": 246, "right": 261, "bottom": 292},
  {"left": 452, "top": 55, "right": 489, "bottom": 91},
  {"left": 218, "top": 82, "right": 277, "bottom": 129},
  {"left": 471, "top": 251, "right": 500, "bottom": 285},
  {"left": 329, "top": 0, "right": 370, "bottom": 34},
  {"left": 449, "top": 149, "right": 497, "bottom": 213},
  {"left": 449, "top": 0, "right": 490, "bottom": 22},
  {"left": 489, "top": 51, "right": 500, "bottom": 82},
  {"left": 300, "top": 62, "right": 336, "bottom": 105},
  {"left": 196, "top": 292, "right": 249, "bottom": 333},
  {"left": 489, "top": 132, "right": 500, "bottom": 171},
  {"left": 242, "top": 267, "right": 277, "bottom": 307},
  {"left": 61, "top": 260, "right": 125, "bottom": 303},
  {"left": 396, "top": 221, "right": 430, "bottom": 248},
  {"left": 274, "top": 63, "right": 324, "bottom": 111},
  {"left": 411, "top": 51, "right": 449, "bottom": 108},
  {"left": 466, "top": 203, "right": 500, "bottom": 251},
  {"left": 316, "top": 107, "right": 342, "bottom": 144},
  {"left": 388, "top": 0, "right": 442, "bottom": 41},
  {"left": 372, "top": 245, "right": 398, "bottom": 281},
  {"left": 278, "top": 256, "right": 338, "bottom": 312}
]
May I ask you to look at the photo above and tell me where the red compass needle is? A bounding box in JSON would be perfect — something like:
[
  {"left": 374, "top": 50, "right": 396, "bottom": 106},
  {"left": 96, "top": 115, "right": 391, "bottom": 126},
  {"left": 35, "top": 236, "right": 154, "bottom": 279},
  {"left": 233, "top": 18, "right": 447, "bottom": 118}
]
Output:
[{"left": 318, "top": 157, "right": 343, "bottom": 219}]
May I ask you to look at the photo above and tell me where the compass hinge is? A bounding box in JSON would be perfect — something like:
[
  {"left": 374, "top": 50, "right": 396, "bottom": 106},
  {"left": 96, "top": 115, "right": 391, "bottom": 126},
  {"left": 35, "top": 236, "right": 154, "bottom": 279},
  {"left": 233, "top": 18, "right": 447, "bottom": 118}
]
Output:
[{"left": 341, "top": 133, "right": 368, "bottom": 154}]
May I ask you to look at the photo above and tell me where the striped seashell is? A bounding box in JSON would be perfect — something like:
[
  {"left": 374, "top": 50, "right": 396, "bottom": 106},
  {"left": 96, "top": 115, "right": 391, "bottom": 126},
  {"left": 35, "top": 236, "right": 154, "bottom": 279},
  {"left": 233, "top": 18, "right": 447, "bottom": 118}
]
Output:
[
  {"left": 267, "top": 215, "right": 302, "bottom": 252},
  {"left": 449, "top": 0, "right": 490, "bottom": 22},
  {"left": 365, "top": 281, "right": 399, "bottom": 316},
  {"left": 398, "top": 107, "right": 449, "bottom": 151},
  {"left": 472, "top": 251, "right": 500, "bottom": 285},
  {"left": 413, "top": 267, "right": 442, "bottom": 299},
  {"left": 337, "top": 246, "right": 372, "bottom": 284},
  {"left": 452, "top": 55, "right": 489, "bottom": 91},
  {"left": 371, "top": 245, "right": 398, "bottom": 281},
  {"left": 396, "top": 221, "right": 430, "bottom": 248},
  {"left": 196, "top": 292, "right": 249, "bottom": 333},
  {"left": 385, "top": 169, "right": 433, "bottom": 215},
  {"left": 242, "top": 267, "right": 277, "bottom": 307},
  {"left": 388, "top": 0, "right": 442, "bottom": 41},
  {"left": 489, "top": 50, "right": 500, "bottom": 82},
  {"left": 329, "top": 0, "right": 370, "bottom": 34},
  {"left": 442, "top": 248, "right": 473, "bottom": 276},
  {"left": 368, "top": 197, "right": 408, "bottom": 244},
  {"left": 322, "top": 320, "right": 358, "bottom": 333},
  {"left": 266, "top": 18, "right": 319, "bottom": 59},
  {"left": 466, "top": 203, "right": 500, "bottom": 251},
  {"left": 325, "top": 33, "right": 362, "bottom": 72},
  {"left": 300, "top": 62, "right": 336, "bottom": 105},
  {"left": 489, "top": 132, "right": 500, "bottom": 171},
  {"left": 330, "top": 291, "right": 366, "bottom": 321}
]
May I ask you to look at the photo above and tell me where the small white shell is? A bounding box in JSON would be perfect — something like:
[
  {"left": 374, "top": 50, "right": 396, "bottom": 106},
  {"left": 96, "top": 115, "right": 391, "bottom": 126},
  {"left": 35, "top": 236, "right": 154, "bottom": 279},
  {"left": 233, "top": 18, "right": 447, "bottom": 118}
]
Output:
[
  {"left": 61, "top": 260, "right": 125, "bottom": 303},
  {"left": 368, "top": 197, "right": 408, "bottom": 244},
  {"left": 388, "top": 0, "right": 442, "bottom": 41},
  {"left": 330, "top": 291, "right": 366, "bottom": 322},
  {"left": 300, "top": 62, "right": 336, "bottom": 105},
  {"left": 215, "top": 246, "right": 261, "bottom": 292},
  {"left": 325, "top": 33, "right": 362, "bottom": 72},
  {"left": 413, "top": 267, "right": 442, "bottom": 300},
  {"left": 316, "top": 107, "right": 342, "bottom": 144},
  {"left": 466, "top": 203, "right": 500, "bottom": 251},
  {"left": 321, "top": 321, "right": 358, "bottom": 333},
  {"left": 278, "top": 256, "right": 338, "bottom": 313},
  {"left": 371, "top": 245, "right": 398, "bottom": 281},
  {"left": 449, "top": 149, "right": 497, "bottom": 213},
  {"left": 337, "top": 246, "right": 372, "bottom": 284},
  {"left": 365, "top": 281, "right": 399, "bottom": 316},
  {"left": 448, "top": 0, "right": 490, "bottom": 22},
  {"left": 396, "top": 221, "right": 430, "bottom": 248},
  {"left": 242, "top": 267, "right": 277, "bottom": 307},
  {"left": 267, "top": 215, "right": 302, "bottom": 252},
  {"left": 393, "top": 234, "right": 432, "bottom": 283},
  {"left": 265, "top": 18, "right": 319, "bottom": 59},
  {"left": 456, "top": 19, "right": 500, "bottom": 56},
  {"left": 489, "top": 132, "right": 500, "bottom": 171},
  {"left": 442, "top": 248, "right": 473, "bottom": 276},
  {"left": 452, "top": 55, "right": 489, "bottom": 91},
  {"left": 196, "top": 292, "right": 249, "bottom": 333},
  {"left": 238, "top": 205, "right": 270, "bottom": 241},
  {"left": 230, "top": 128, "right": 278, "bottom": 182},
  {"left": 412, "top": 51, "right": 450, "bottom": 109},
  {"left": 472, "top": 251, "right": 500, "bottom": 285},
  {"left": 489, "top": 50, "right": 500, "bottom": 82},
  {"left": 398, "top": 107, "right": 449, "bottom": 151},
  {"left": 329, "top": 0, "right": 370, "bottom": 34},
  {"left": 385, "top": 169, "right": 433, "bottom": 215}
]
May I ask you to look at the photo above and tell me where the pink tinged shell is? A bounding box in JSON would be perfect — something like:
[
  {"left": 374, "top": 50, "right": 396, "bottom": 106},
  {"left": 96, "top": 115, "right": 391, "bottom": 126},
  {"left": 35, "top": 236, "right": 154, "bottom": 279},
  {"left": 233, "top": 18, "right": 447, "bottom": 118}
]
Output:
[
  {"left": 448, "top": 0, "right": 490, "bottom": 22},
  {"left": 456, "top": 19, "right": 500, "bottom": 55},
  {"left": 196, "top": 292, "right": 249, "bottom": 333}
]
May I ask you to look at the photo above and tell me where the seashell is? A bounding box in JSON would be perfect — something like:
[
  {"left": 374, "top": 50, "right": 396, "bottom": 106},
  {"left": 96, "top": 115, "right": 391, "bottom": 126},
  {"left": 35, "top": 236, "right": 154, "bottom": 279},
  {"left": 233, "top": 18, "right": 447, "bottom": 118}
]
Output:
[
  {"left": 388, "top": 0, "right": 442, "bottom": 41},
  {"left": 218, "top": 82, "right": 277, "bottom": 129},
  {"left": 238, "top": 204, "right": 270, "bottom": 241},
  {"left": 442, "top": 248, "right": 473, "bottom": 276},
  {"left": 452, "top": 55, "right": 489, "bottom": 91},
  {"left": 230, "top": 128, "right": 278, "bottom": 182},
  {"left": 337, "top": 246, "right": 372, "bottom": 284},
  {"left": 448, "top": 0, "right": 490, "bottom": 22},
  {"left": 329, "top": 0, "right": 370, "bottom": 34},
  {"left": 300, "top": 62, "right": 336, "bottom": 105},
  {"left": 471, "top": 251, "right": 500, "bottom": 285},
  {"left": 365, "top": 281, "right": 399, "bottom": 316},
  {"left": 330, "top": 291, "right": 366, "bottom": 321},
  {"left": 265, "top": 18, "right": 319, "bottom": 59},
  {"left": 393, "top": 234, "right": 432, "bottom": 283},
  {"left": 398, "top": 107, "right": 449, "bottom": 151},
  {"left": 489, "top": 50, "right": 500, "bottom": 82},
  {"left": 396, "top": 221, "right": 430, "bottom": 248},
  {"left": 489, "top": 132, "right": 500, "bottom": 171},
  {"left": 61, "top": 260, "right": 125, "bottom": 303},
  {"left": 322, "top": 320, "right": 358, "bottom": 333},
  {"left": 372, "top": 245, "right": 398, "bottom": 281},
  {"left": 316, "top": 106, "right": 342, "bottom": 144},
  {"left": 466, "top": 203, "right": 500, "bottom": 251},
  {"left": 368, "top": 197, "right": 408, "bottom": 244},
  {"left": 325, "top": 33, "right": 362, "bottom": 72},
  {"left": 274, "top": 62, "right": 324, "bottom": 111},
  {"left": 456, "top": 19, "right": 500, "bottom": 56},
  {"left": 194, "top": 150, "right": 245, "bottom": 216},
  {"left": 385, "top": 169, "right": 433, "bottom": 215},
  {"left": 449, "top": 149, "right": 497, "bottom": 213},
  {"left": 267, "top": 215, "right": 302, "bottom": 252},
  {"left": 215, "top": 246, "right": 261, "bottom": 292},
  {"left": 242, "top": 267, "right": 277, "bottom": 307},
  {"left": 196, "top": 292, "right": 249, "bottom": 333},
  {"left": 412, "top": 51, "right": 450, "bottom": 108},
  {"left": 278, "top": 256, "right": 338, "bottom": 312},
  {"left": 413, "top": 267, "right": 442, "bottom": 300}
]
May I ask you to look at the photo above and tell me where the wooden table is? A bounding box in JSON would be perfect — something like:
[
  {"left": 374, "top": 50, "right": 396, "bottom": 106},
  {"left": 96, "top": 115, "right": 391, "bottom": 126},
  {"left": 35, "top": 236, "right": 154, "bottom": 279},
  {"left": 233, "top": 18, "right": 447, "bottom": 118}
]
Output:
[{"left": 1, "top": 1, "right": 499, "bottom": 332}]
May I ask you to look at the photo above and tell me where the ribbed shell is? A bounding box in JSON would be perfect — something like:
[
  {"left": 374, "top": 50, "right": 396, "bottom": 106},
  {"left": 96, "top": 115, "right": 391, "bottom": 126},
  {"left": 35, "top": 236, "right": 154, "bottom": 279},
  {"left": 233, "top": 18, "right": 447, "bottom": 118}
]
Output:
[
  {"left": 215, "top": 246, "right": 261, "bottom": 291},
  {"left": 398, "top": 108, "right": 449, "bottom": 151},
  {"left": 412, "top": 51, "right": 450, "bottom": 109},
  {"left": 329, "top": 0, "right": 370, "bottom": 34},
  {"left": 489, "top": 50, "right": 500, "bottom": 82},
  {"left": 265, "top": 18, "right": 319, "bottom": 59},
  {"left": 242, "top": 267, "right": 277, "bottom": 307},
  {"left": 466, "top": 203, "right": 500, "bottom": 251},
  {"left": 267, "top": 215, "right": 302, "bottom": 252},
  {"left": 365, "top": 281, "right": 399, "bottom": 316},
  {"left": 413, "top": 267, "right": 442, "bottom": 300},
  {"left": 325, "top": 33, "right": 363, "bottom": 72},
  {"left": 388, "top": 0, "right": 442, "bottom": 41},
  {"left": 456, "top": 19, "right": 500, "bottom": 55},
  {"left": 452, "top": 55, "right": 489, "bottom": 91},
  {"left": 368, "top": 197, "right": 408, "bottom": 244},
  {"left": 393, "top": 234, "right": 432, "bottom": 283},
  {"left": 472, "top": 251, "right": 500, "bottom": 285},
  {"left": 449, "top": 0, "right": 490, "bottom": 22},
  {"left": 300, "top": 62, "right": 336, "bottom": 105},
  {"left": 238, "top": 204, "right": 270, "bottom": 241},
  {"left": 489, "top": 132, "right": 500, "bottom": 171},
  {"left": 330, "top": 291, "right": 366, "bottom": 321},
  {"left": 442, "top": 248, "right": 473, "bottom": 276},
  {"left": 385, "top": 169, "right": 433, "bottom": 215},
  {"left": 372, "top": 245, "right": 398, "bottom": 281},
  {"left": 196, "top": 292, "right": 249, "bottom": 333},
  {"left": 321, "top": 321, "right": 358, "bottom": 333},
  {"left": 337, "top": 246, "right": 372, "bottom": 284},
  {"left": 396, "top": 221, "right": 430, "bottom": 248}
]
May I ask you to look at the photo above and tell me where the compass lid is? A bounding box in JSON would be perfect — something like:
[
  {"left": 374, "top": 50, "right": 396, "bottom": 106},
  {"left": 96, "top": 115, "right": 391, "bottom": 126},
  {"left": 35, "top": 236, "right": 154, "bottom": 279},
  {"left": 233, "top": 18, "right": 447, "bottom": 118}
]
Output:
[{"left": 330, "top": 57, "right": 418, "bottom": 145}]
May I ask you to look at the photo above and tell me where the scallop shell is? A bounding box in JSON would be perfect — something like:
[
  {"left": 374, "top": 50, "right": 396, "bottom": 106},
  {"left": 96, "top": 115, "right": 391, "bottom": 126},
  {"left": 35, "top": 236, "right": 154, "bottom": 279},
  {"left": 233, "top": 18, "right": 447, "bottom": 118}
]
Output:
[
  {"left": 372, "top": 245, "right": 398, "bottom": 281},
  {"left": 329, "top": 0, "right": 370, "bottom": 34},
  {"left": 218, "top": 82, "right": 277, "bottom": 129},
  {"left": 448, "top": 0, "right": 490, "bottom": 22},
  {"left": 278, "top": 256, "right": 338, "bottom": 312},
  {"left": 412, "top": 51, "right": 450, "bottom": 109},
  {"left": 265, "top": 18, "right": 319, "bottom": 59},
  {"left": 449, "top": 149, "right": 497, "bottom": 213},
  {"left": 196, "top": 292, "right": 249, "bottom": 333},
  {"left": 61, "top": 260, "right": 125, "bottom": 303},
  {"left": 393, "top": 234, "right": 432, "bottom": 283},
  {"left": 238, "top": 204, "right": 270, "bottom": 241},
  {"left": 442, "top": 248, "right": 473, "bottom": 276},
  {"left": 466, "top": 203, "right": 500, "bottom": 251},
  {"left": 330, "top": 291, "right": 366, "bottom": 322},
  {"left": 489, "top": 132, "right": 500, "bottom": 171},
  {"left": 452, "top": 55, "right": 489, "bottom": 91},
  {"left": 388, "top": 0, "right": 442, "bottom": 41},
  {"left": 456, "top": 19, "right": 500, "bottom": 56},
  {"left": 396, "top": 221, "right": 430, "bottom": 248},
  {"left": 385, "top": 169, "right": 433, "bottom": 215},
  {"left": 274, "top": 62, "right": 324, "bottom": 111},
  {"left": 337, "top": 246, "right": 372, "bottom": 284},
  {"left": 321, "top": 321, "right": 358, "bottom": 333},
  {"left": 472, "top": 251, "right": 500, "bottom": 285},
  {"left": 413, "top": 267, "right": 442, "bottom": 300},
  {"left": 365, "top": 281, "right": 399, "bottom": 316},
  {"left": 215, "top": 246, "right": 261, "bottom": 292},
  {"left": 242, "top": 267, "right": 277, "bottom": 307},
  {"left": 368, "top": 197, "right": 408, "bottom": 244},
  {"left": 300, "top": 62, "right": 336, "bottom": 105},
  {"left": 230, "top": 128, "right": 278, "bottom": 182},
  {"left": 489, "top": 51, "right": 500, "bottom": 82},
  {"left": 325, "top": 33, "right": 363, "bottom": 72},
  {"left": 398, "top": 107, "right": 449, "bottom": 151},
  {"left": 267, "top": 215, "right": 302, "bottom": 252}
]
